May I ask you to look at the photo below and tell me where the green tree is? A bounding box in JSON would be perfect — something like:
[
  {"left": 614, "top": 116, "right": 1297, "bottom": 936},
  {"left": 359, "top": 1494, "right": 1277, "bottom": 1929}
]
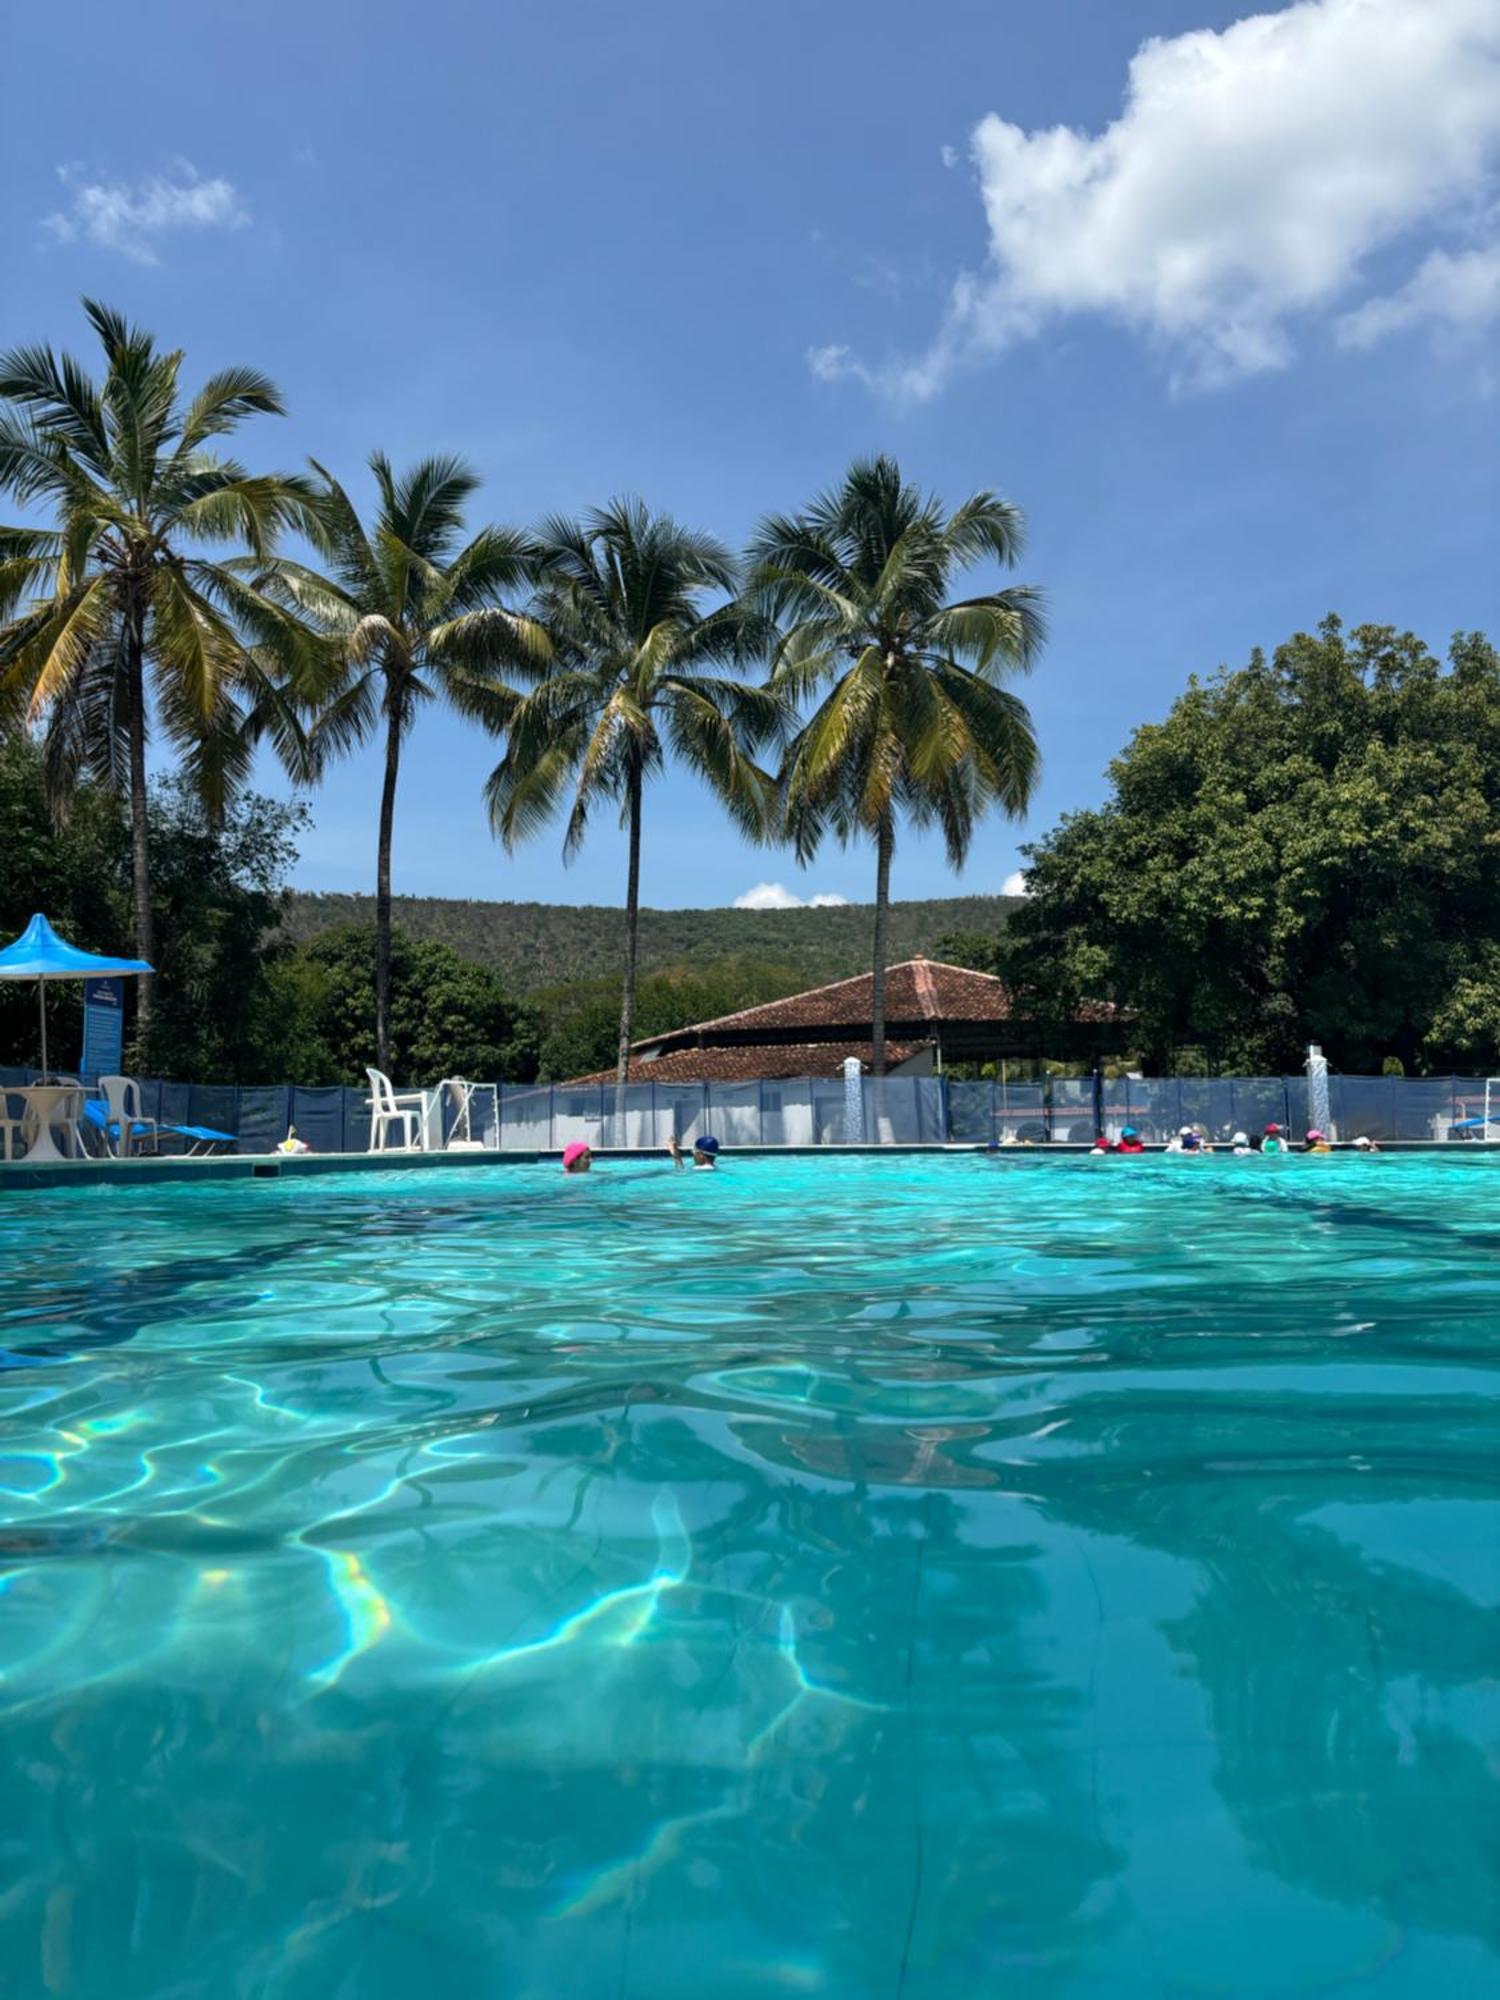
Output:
[
  {"left": 930, "top": 926, "right": 1007, "bottom": 978},
  {"left": 0, "top": 733, "right": 308, "bottom": 1082},
  {"left": 1004, "top": 618, "right": 1500, "bottom": 1073},
  {"left": 750, "top": 456, "right": 1043, "bottom": 1072},
  {"left": 487, "top": 499, "right": 783, "bottom": 1085},
  {"left": 143, "top": 777, "right": 310, "bottom": 1083},
  {"left": 531, "top": 958, "right": 807, "bottom": 1079},
  {"left": 261, "top": 454, "right": 547, "bottom": 1071},
  {"left": 0, "top": 732, "right": 128, "bottom": 1066},
  {"left": 0, "top": 300, "right": 313, "bottom": 1047},
  {"left": 282, "top": 925, "right": 540, "bottom": 1084}
]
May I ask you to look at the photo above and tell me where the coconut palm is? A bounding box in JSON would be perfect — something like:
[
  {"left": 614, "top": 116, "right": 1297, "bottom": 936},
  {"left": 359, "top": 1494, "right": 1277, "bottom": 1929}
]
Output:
[
  {"left": 488, "top": 499, "right": 783, "bottom": 1087},
  {"left": 260, "top": 454, "right": 547, "bottom": 1071},
  {"left": 750, "top": 455, "right": 1044, "bottom": 1074},
  {"left": 0, "top": 300, "right": 315, "bottom": 1042}
]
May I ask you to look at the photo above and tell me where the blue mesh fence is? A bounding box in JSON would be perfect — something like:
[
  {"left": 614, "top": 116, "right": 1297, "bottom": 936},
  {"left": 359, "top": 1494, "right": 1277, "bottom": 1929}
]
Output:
[{"left": 4, "top": 1067, "right": 1500, "bottom": 1157}]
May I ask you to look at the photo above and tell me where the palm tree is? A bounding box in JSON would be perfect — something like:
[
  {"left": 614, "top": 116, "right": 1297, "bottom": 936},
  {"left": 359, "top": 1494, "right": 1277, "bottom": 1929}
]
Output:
[
  {"left": 487, "top": 499, "right": 783, "bottom": 1088},
  {"left": 260, "top": 454, "right": 548, "bottom": 1071},
  {"left": 0, "top": 300, "right": 314, "bottom": 1043},
  {"left": 750, "top": 455, "right": 1044, "bottom": 1074}
]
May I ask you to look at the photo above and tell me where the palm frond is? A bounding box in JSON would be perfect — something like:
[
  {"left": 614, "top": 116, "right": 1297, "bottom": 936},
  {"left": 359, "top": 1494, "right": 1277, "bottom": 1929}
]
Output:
[
  {"left": 175, "top": 366, "right": 286, "bottom": 453},
  {"left": 301, "top": 461, "right": 384, "bottom": 602},
  {"left": 15, "top": 576, "right": 115, "bottom": 717},
  {"left": 149, "top": 564, "right": 249, "bottom": 724},
  {"left": 665, "top": 684, "right": 780, "bottom": 842},
  {"left": 383, "top": 452, "right": 482, "bottom": 564},
  {"left": 486, "top": 722, "right": 591, "bottom": 851},
  {"left": 941, "top": 490, "right": 1028, "bottom": 569},
  {"left": 307, "top": 670, "right": 381, "bottom": 766},
  {"left": 428, "top": 604, "right": 552, "bottom": 678},
  {"left": 40, "top": 621, "right": 131, "bottom": 810},
  {"left": 0, "top": 341, "right": 111, "bottom": 474},
  {"left": 927, "top": 587, "right": 1046, "bottom": 675},
  {"left": 0, "top": 526, "right": 61, "bottom": 622}
]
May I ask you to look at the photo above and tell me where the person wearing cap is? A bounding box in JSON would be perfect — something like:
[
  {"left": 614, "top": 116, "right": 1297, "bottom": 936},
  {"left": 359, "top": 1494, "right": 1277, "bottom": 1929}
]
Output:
[
  {"left": 1259, "top": 1123, "right": 1288, "bottom": 1156},
  {"left": 1353, "top": 1134, "right": 1381, "bottom": 1152},
  {"left": 1304, "top": 1128, "right": 1333, "bottom": 1153},
  {"left": 1166, "top": 1125, "right": 1204, "bottom": 1153},
  {"left": 668, "top": 1132, "right": 721, "bottom": 1170},
  {"left": 1230, "top": 1131, "right": 1254, "bottom": 1156},
  {"left": 1115, "top": 1126, "right": 1144, "bottom": 1154},
  {"left": 562, "top": 1140, "right": 592, "bottom": 1174}
]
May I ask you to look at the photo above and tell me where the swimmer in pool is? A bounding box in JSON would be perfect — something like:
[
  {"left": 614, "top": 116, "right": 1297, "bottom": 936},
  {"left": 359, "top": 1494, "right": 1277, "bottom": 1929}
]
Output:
[
  {"left": 562, "top": 1141, "right": 592, "bottom": 1174},
  {"left": 668, "top": 1133, "right": 721, "bottom": 1170}
]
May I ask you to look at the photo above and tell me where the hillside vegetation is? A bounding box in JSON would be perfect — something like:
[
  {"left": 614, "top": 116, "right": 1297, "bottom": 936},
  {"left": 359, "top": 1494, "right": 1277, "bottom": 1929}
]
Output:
[{"left": 281, "top": 892, "right": 1020, "bottom": 994}]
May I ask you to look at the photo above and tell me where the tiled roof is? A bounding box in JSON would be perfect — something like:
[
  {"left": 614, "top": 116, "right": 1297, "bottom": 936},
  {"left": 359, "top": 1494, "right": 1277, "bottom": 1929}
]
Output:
[
  {"left": 636, "top": 957, "right": 1020, "bottom": 1047},
  {"left": 560, "top": 1040, "right": 926, "bottom": 1086}
]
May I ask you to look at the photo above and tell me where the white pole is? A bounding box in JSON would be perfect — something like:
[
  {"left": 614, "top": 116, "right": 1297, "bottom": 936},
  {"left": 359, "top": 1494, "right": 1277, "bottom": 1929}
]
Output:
[
  {"left": 843, "top": 1056, "right": 864, "bottom": 1144},
  {"left": 38, "top": 979, "right": 47, "bottom": 1078},
  {"left": 1306, "top": 1043, "right": 1332, "bottom": 1139}
]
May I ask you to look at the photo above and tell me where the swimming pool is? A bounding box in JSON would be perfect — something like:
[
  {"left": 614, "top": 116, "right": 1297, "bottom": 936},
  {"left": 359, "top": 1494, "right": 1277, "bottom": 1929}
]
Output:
[{"left": 1, "top": 1153, "right": 1497, "bottom": 1998}]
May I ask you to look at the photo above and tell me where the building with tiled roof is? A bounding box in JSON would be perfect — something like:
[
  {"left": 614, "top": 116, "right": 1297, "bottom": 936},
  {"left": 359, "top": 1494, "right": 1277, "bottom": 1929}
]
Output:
[{"left": 562, "top": 957, "right": 1115, "bottom": 1084}]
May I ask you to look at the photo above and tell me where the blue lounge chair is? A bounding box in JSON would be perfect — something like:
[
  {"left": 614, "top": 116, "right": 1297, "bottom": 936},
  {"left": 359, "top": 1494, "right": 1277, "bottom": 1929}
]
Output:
[{"left": 84, "top": 1100, "right": 237, "bottom": 1158}]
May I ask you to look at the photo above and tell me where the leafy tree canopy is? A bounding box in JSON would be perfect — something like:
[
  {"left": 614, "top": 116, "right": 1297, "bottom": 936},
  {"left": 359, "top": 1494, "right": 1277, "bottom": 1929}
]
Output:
[
  {"left": 1002, "top": 618, "right": 1500, "bottom": 1074},
  {"left": 0, "top": 733, "right": 307, "bottom": 1079},
  {"left": 280, "top": 926, "right": 541, "bottom": 1086},
  {"left": 530, "top": 959, "right": 808, "bottom": 1080}
]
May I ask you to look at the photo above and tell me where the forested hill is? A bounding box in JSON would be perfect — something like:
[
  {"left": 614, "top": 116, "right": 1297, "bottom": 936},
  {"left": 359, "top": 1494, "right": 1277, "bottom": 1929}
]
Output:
[{"left": 281, "top": 891, "right": 1019, "bottom": 992}]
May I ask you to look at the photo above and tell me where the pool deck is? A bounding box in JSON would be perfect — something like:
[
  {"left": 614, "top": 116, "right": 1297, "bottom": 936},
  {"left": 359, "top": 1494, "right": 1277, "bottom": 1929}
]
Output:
[{"left": 1, "top": 1139, "right": 1497, "bottom": 1190}]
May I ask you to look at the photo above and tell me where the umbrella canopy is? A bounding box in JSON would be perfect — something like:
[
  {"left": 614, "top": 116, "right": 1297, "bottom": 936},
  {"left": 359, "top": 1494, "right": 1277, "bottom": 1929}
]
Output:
[
  {"left": 0, "top": 914, "right": 152, "bottom": 1076},
  {"left": 0, "top": 914, "right": 152, "bottom": 983}
]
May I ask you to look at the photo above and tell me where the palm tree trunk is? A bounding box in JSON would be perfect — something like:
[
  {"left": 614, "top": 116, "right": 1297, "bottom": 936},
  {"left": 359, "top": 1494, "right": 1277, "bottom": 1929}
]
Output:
[
  {"left": 125, "top": 595, "right": 155, "bottom": 1059},
  {"left": 375, "top": 694, "right": 401, "bottom": 1074},
  {"left": 615, "top": 763, "right": 643, "bottom": 1100},
  {"left": 870, "top": 815, "right": 894, "bottom": 1077}
]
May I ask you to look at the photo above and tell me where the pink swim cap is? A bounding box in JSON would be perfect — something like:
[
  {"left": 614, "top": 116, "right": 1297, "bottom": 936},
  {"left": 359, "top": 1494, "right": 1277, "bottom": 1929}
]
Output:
[{"left": 562, "top": 1141, "right": 591, "bottom": 1169}]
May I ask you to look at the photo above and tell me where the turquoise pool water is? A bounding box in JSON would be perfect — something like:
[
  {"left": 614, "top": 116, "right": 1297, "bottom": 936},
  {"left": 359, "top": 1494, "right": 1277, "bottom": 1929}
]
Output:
[{"left": 1, "top": 1152, "right": 1497, "bottom": 1998}]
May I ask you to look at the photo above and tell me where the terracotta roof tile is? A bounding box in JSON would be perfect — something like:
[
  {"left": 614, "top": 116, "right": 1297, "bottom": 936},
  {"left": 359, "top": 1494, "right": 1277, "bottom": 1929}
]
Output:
[
  {"left": 635, "top": 957, "right": 1018, "bottom": 1046},
  {"left": 560, "top": 1040, "right": 926, "bottom": 1086}
]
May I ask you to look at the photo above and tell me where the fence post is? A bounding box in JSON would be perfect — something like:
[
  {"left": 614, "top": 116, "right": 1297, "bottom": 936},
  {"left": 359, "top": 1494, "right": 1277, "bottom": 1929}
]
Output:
[
  {"left": 1092, "top": 1069, "right": 1103, "bottom": 1134},
  {"left": 759, "top": 1078, "right": 765, "bottom": 1147}
]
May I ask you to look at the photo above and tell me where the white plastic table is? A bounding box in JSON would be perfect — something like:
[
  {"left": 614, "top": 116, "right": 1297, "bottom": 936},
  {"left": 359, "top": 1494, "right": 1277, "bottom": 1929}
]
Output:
[{"left": 18, "top": 1084, "right": 85, "bottom": 1163}]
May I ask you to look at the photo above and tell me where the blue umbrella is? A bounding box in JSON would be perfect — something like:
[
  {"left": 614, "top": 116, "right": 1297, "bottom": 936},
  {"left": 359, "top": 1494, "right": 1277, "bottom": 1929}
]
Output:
[{"left": 0, "top": 914, "right": 153, "bottom": 1077}]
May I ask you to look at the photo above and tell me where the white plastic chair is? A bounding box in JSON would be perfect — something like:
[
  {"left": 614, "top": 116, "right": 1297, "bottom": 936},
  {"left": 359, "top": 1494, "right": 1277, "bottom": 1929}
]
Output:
[
  {"left": 0, "top": 1089, "right": 29, "bottom": 1161},
  {"left": 365, "top": 1067, "right": 421, "bottom": 1152},
  {"left": 101, "top": 1075, "right": 161, "bottom": 1158}
]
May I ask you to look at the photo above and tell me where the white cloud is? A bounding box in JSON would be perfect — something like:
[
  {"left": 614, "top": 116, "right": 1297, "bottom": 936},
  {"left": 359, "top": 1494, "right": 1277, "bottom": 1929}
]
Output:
[
  {"left": 806, "top": 342, "right": 855, "bottom": 383},
  {"left": 811, "top": 0, "right": 1500, "bottom": 398},
  {"left": 1001, "top": 870, "right": 1029, "bottom": 897},
  {"left": 940, "top": 144, "right": 959, "bottom": 170},
  {"left": 43, "top": 162, "right": 250, "bottom": 266},
  {"left": 1336, "top": 242, "right": 1500, "bottom": 347},
  {"left": 733, "top": 882, "right": 849, "bottom": 910}
]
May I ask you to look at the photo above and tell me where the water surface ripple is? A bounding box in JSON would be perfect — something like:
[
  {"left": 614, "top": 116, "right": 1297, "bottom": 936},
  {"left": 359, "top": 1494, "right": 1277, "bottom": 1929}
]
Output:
[{"left": 2, "top": 1153, "right": 1498, "bottom": 1998}]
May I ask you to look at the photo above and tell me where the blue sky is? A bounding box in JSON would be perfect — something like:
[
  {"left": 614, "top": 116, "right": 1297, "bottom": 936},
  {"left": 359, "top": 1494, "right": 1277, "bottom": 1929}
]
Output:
[{"left": 4, "top": 0, "right": 1498, "bottom": 911}]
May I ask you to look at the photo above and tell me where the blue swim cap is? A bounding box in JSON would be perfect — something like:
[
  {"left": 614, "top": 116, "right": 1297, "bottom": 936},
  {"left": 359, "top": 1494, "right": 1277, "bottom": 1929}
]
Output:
[
  {"left": 1121, "top": 1126, "right": 1138, "bottom": 1139},
  {"left": 694, "top": 1135, "right": 720, "bottom": 1155}
]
